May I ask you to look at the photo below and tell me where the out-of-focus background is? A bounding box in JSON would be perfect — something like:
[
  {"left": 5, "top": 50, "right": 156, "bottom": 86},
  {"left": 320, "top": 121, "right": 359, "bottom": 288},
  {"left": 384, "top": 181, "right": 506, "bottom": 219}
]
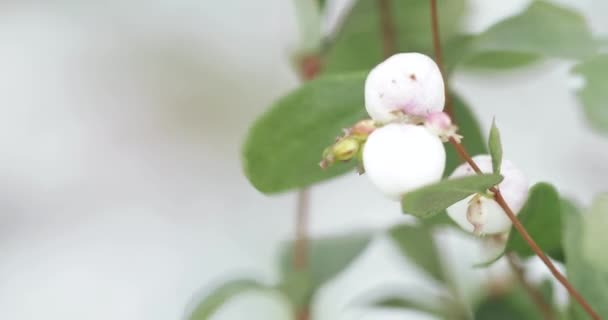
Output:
[{"left": 0, "top": 0, "right": 607, "bottom": 319}]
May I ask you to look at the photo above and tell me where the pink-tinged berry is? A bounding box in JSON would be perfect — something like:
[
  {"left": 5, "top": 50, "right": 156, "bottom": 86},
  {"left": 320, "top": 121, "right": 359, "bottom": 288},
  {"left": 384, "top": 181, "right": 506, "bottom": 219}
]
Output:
[
  {"left": 363, "top": 123, "right": 446, "bottom": 199},
  {"left": 446, "top": 155, "right": 529, "bottom": 235},
  {"left": 365, "top": 53, "right": 445, "bottom": 123}
]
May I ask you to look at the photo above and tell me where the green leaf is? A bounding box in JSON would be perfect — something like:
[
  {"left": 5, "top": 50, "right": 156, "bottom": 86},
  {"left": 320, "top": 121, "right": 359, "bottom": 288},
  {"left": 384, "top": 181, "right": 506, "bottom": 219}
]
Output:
[
  {"left": 445, "top": 94, "right": 488, "bottom": 175},
  {"left": 367, "top": 294, "right": 446, "bottom": 316},
  {"left": 507, "top": 183, "right": 564, "bottom": 260},
  {"left": 188, "top": 279, "right": 270, "bottom": 320},
  {"left": 401, "top": 174, "right": 503, "bottom": 218},
  {"left": 278, "top": 232, "right": 372, "bottom": 306},
  {"left": 563, "top": 200, "right": 608, "bottom": 319},
  {"left": 242, "top": 72, "right": 367, "bottom": 193},
  {"left": 323, "top": 0, "right": 465, "bottom": 74},
  {"left": 571, "top": 54, "right": 608, "bottom": 135},
  {"left": 488, "top": 119, "right": 503, "bottom": 174},
  {"left": 461, "top": 51, "right": 541, "bottom": 70},
  {"left": 389, "top": 224, "right": 445, "bottom": 282},
  {"left": 476, "top": 183, "right": 564, "bottom": 267},
  {"left": 582, "top": 194, "right": 608, "bottom": 272},
  {"left": 474, "top": 284, "right": 548, "bottom": 320},
  {"left": 471, "top": 1, "right": 596, "bottom": 60}
]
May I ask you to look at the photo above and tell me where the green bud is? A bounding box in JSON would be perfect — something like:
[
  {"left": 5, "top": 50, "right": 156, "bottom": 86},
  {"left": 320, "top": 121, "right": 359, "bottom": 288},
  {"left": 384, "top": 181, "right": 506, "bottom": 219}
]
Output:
[
  {"left": 319, "top": 146, "right": 334, "bottom": 169},
  {"left": 332, "top": 137, "right": 360, "bottom": 161}
]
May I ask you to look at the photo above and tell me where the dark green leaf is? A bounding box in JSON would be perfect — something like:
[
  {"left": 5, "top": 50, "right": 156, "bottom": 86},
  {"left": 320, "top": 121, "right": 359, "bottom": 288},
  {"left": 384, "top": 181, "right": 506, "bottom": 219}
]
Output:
[
  {"left": 445, "top": 94, "right": 488, "bottom": 175},
  {"left": 571, "top": 54, "right": 608, "bottom": 135},
  {"left": 323, "top": 0, "right": 465, "bottom": 74},
  {"left": 507, "top": 183, "right": 563, "bottom": 260},
  {"left": 488, "top": 119, "right": 503, "bottom": 174},
  {"left": 563, "top": 200, "right": 608, "bottom": 318},
  {"left": 389, "top": 224, "right": 445, "bottom": 282},
  {"left": 471, "top": 1, "right": 597, "bottom": 60},
  {"left": 242, "top": 72, "right": 367, "bottom": 193},
  {"left": 474, "top": 285, "right": 548, "bottom": 320},
  {"left": 401, "top": 174, "right": 503, "bottom": 218},
  {"left": 279, "top": 232, "right": 372, "bottom": 306},
  {"left": 582, "top": 194, "right": 608, "bottom": 271},
  {"left": 188, "top": 279, "right": 270, "bottom": 320}
]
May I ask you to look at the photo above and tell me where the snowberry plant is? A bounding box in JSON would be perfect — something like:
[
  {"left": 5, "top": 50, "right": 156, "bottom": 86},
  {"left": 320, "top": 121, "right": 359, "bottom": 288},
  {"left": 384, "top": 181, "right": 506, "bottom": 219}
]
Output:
[{"left": 189, "top": 1, "right": 608, "bottom": 319}]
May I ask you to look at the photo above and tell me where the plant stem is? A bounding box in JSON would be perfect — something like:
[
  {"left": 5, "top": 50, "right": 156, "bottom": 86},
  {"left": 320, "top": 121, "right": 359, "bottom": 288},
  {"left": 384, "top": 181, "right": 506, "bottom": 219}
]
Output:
[
  {"left": 377, "top": 0, "right": 397, "bottom": 58},
  {"left": 449, "top": 138, "right": 600, "bottom": 320},
  {"left": 294, "top": 188, "right": 310, "bottom": 269},
  {"left": 429, "top": 0, "right": 453, "bottom": 118},
  {"left": 506, "top": 253, "right": 555, "bottom": 320},
  {"left": 427, "top": 0, "right": 600, "bottom": 317},
  {"left": 293, "top": 54, "right": 322, "bottom": 320}
]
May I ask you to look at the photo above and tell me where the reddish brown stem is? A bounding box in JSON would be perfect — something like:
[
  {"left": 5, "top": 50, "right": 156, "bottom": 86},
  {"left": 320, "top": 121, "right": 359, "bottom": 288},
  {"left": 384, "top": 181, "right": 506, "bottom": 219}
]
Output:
[
  {"left": 449, "top": 139, "right": 600, "bottom": 320},
  {"left": 429, "top": 0, "right": 453, "bottom": 119},
  {"left": 294, "top": 188, "right": 310, "bottom": 270},
  {"left": 377, "top": 0, "right": 397, "bottom": 58},
  {"left": 293, "top": 54, "right": 322, "bottom": 320},
  {"left": 428, "top": 0, "right": 600, "bottom": 316},
  {"left": 507, "top": 253, "right": 555, "bottom": 320}
]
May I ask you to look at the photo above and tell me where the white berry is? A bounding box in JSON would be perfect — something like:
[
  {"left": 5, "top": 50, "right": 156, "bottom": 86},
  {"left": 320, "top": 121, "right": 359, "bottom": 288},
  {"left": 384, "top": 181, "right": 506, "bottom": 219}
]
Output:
[
  {"left": 365, "top": 53, "right": 445, "bottom": 123},
  {"left": 446, "top": 155, "right": 529, "bottom": 235},
  {"left": 363, "top": 123, "right": 446, "bottom": 199}
]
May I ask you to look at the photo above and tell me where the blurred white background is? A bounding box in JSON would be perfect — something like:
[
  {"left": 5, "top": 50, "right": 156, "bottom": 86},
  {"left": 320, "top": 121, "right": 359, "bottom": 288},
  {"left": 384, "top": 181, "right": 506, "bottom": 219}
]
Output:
[{"left": 0, "top": 0, "right": 607, "bottom": 319}]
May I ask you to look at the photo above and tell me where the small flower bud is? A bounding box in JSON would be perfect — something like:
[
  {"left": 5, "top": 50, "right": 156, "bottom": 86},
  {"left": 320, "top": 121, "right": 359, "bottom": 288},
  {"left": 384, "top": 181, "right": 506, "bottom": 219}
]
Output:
[
  {"left": 363, "top": 123, "right": 446, "bottom": 199},
  {"left": 365, "top": 53, "right": 445, "bottom": 123},
  {"left": 319, "top": 146, "right": 334, "bottom": 169},
  {"left": 350, "top": 119, "right": 377, "bottom": 138},
  {"left": 467, "top": 195, "right": 486, "bottom": 236},
  {"left": 332, "top": 137, "right": 360, "bottom": 161},
  {"left": 447, "top": 155, "right": 529, "bottom": 235},
  {"left": 426, "top": 111, "right": 452, "bottom": 131},
  {"left": 425, "top": 111, "right": 462, "bottom": 142}
]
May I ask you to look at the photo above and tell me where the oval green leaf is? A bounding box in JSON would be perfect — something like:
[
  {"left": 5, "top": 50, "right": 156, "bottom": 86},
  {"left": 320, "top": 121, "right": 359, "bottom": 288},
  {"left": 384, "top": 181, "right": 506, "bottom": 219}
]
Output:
[
  {"left": 471, "top": 1, "right": 597, "bottom": 60},
  {"left": 278, "top": 232, "right": 372, "bottom": 306},
  {"left": 188, "top": 279, "right": 271, "bottom": 320},
  {"left": 571, "top": 54, "right": 608, "bottom": 135},
  {"left": 389, "top": 224, "right": 445, "bottom": 282},
  {"left": 401, "top": 174, "right": 503, "bottom": 218},
  {"left": 488, "top": 119, "right": 503, "bottom": 174},
  {"left": 242, "top": 72, "right": 367, "bottom": 193}
]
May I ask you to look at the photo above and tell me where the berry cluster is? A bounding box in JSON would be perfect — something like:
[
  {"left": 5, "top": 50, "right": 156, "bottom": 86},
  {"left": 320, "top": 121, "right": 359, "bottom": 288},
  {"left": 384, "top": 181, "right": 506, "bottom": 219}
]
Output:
[{"left": 320, "top": 52, "right": 529, "bottom": 236}]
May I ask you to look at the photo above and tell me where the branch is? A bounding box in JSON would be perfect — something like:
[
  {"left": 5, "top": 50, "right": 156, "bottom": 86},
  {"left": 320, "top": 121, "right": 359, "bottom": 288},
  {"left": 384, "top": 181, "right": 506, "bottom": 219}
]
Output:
[
  {"left": 449, "top": 138, "right": 600, "bottom": 320},
  {"left": 507, "top": 253, "right": 555, "bottom": 320},
  {"left": 294, "top": 188, "right": 311, "bottom": 269},
  {"left": 427, "top": 0, "right": 600, "bottom": 317},
  {"left": 429, "top": 0, "right": 453, "bottom": 119},
  {"left": 293, "top": 54, "right": 322, "bottom": 320},
  {"left": 377, "top": 0, "right": 397, "bottom": 58}
]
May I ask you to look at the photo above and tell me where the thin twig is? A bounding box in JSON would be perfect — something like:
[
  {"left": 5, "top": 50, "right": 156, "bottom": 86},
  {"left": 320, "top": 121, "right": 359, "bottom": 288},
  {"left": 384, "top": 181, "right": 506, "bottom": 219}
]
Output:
[
  {"left": 429, "top": 0, "right": 453, "bottom": 119},
  {"left": 294, "top": 188, "right": 310, "bottom": 269},
  {"left": 449, "top": 138, "right": 600, "bottom": 320},
  {"left": 507, "top": 253, "right": 555, "bottom": 320},
  {"left": 377, "top": 0, "right": 397, "bottom": 58},
  {"left": 427, "top": 0, "right": 600, "bottom": 316},
  {"left": 293, "top": 54, "right": 322, "bottom": 320}
]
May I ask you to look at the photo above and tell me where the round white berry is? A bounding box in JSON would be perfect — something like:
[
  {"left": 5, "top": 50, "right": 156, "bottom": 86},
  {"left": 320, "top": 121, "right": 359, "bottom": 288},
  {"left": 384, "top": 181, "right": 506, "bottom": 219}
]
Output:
[
  {"left": 365, "top": 52, "right": 445, "bottom": 123},
  {"left": 363, "top": 123, "right": 446, "bottom": 199},
  {"left": 446, "top": 155, "right": 529, "bottom": 235}
]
